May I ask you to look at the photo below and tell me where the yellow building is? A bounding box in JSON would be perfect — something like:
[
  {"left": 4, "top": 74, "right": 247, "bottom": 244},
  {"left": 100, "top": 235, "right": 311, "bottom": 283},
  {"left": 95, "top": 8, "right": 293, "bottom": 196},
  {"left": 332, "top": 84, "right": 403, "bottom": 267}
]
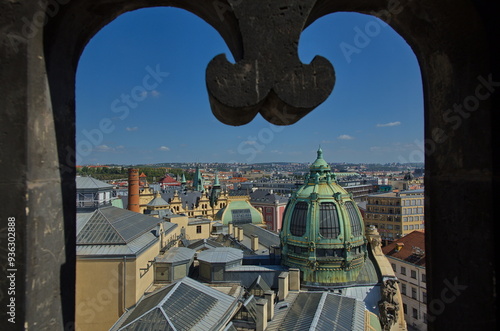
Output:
[
  {"left": 364, "top": 189, "right": 425, "bottom": 242},
  {"left": 75, "top": 206, "right": 181, "bottom": 331}
]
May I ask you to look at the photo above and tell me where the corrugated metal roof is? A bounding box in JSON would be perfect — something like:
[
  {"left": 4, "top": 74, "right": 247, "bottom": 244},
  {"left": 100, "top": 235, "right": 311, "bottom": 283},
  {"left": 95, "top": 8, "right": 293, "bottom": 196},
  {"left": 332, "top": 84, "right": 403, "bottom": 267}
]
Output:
[
  {"left": 278, "top": 292, "right": 322, "bottom": 330},
  {"left": 77, "top": 206, "right": 161, "bottom": 244},
  {"left": 121, "top": 308, "right": 173, "bottom": 331},
  {"left": 114, "top": 277, "right": 239, "bottom": 331},
  {"left": 314, "top": 294, "right": 365, "bottom": 331},
  {"left": 274, "top": 292, "right": 367, "bottom": 331}
]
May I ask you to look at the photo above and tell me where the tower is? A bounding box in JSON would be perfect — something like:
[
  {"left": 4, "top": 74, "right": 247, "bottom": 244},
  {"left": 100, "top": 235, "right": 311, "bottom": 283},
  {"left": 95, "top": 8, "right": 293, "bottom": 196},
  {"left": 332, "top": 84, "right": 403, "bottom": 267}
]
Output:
[
  {"left": 280, "top": 148, "right": 367, "bottom": 286},
  {"left": 192, "top": 165, "right": 205, "bottom": 192},
  {"left": 209, "top": 173, "right": 221, "bottom": 208}
]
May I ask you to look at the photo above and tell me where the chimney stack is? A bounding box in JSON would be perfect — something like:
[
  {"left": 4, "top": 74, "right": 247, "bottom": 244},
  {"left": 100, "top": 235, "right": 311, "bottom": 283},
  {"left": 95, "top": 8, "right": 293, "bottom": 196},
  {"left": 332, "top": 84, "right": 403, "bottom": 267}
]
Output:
[
  {"left": 128, "top": 168, "right": 140, "bottom": 213},
  {"left": 395, "top": 242, "right": 404, "bottom": 252},
  {"left": 264, "top": 290, "right": 275, "bottom": 321},
  {"left": 251, "top": 235, "right": 259, "bottom": 251},
  {"left": 228, "top": 223, "right": 233, "bottom": 237},
  {"left": 278, "top": 272, "right": 289, "bottom": 301},
  {"left": 255, "top": 299, "right": 268, "bottom": 331},
  {"left": 288, "top": 268, "right": 300, "bottom": 291},
  {"left": 238, "top": 227, "right": 244, "bottom": 241}
]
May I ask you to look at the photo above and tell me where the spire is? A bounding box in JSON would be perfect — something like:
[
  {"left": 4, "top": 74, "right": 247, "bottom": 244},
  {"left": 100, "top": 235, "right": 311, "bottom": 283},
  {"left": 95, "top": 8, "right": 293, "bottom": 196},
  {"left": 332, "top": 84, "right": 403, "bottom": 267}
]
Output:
[
  {"left": 310, "top": 146, "right": 330, "bottom": 174},
  {"left": 213, "top": 173, "right": 220, "bottom": 187},
  {"left": 181, "top": 173, "right": 186, "bottom": 184}
]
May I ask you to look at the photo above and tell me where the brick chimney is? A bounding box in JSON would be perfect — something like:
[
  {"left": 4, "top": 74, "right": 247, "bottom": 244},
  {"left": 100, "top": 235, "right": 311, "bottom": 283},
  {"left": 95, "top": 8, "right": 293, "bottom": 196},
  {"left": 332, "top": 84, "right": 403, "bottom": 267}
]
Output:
[{"left": 128, "top": 168, "right": 140, "bottom": 213}]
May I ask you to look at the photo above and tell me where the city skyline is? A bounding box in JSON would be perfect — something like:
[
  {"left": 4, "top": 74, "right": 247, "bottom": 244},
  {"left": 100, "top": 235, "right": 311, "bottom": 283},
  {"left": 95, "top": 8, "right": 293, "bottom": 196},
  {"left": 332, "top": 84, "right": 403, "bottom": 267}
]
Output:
[{"left": 76, "top": 7, "right": 424, "bottom": 165}]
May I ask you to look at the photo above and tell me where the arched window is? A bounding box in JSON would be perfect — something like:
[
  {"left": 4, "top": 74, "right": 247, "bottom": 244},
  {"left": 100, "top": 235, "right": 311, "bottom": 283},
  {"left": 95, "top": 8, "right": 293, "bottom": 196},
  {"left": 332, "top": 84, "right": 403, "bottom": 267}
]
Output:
[
  {"left": 290, "top": 201, "right": 308, "bottom": 236},
  {"left": 345, "top": 201, "right": 362, "bottom": 237},
  {"left": 319, "top": 202, "right": 340, "bottom": 238}
]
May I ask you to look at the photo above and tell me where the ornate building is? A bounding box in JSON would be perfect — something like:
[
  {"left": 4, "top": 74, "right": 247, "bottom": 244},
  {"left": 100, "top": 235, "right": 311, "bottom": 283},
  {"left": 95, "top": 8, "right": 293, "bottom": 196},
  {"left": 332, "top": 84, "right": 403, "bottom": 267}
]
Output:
[
  {"left": 280, "top": 148, "right": 367, "bottom": 285},
  {"left": 280, "top": 148, "right": 407, "bottom": 330}
]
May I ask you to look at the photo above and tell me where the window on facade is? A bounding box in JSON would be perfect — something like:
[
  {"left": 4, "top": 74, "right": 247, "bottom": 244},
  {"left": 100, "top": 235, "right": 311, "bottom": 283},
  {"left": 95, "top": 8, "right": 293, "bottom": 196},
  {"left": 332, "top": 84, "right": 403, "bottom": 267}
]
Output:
[
  {"left": 401, "top": 266, "right": 406, "bottom": 275},
  {"left": 412, "top": 287, "right": 417, "bottom": 299},
  {"left": 290, "top": 202, "right": 308, "bottom": 236},
  {"left": 412, "top": 308, "right": 418, "bottom": 319},
  {"left": 403, "top": 303, "right": 407, "bottom": 314},
  {"left": 196, "top": 225, "right": 202, "bottom": 233},
  {"left": 391, "top": 263, "right": 396, "bottom": 271},
  {"left": 345, "top": 201, "right": 362, "bottom": 236},
  {"left": 401, "top": 283, "right": 406, "bottom": 295},
  {"left": 422, "top": 274, "right": 426, "bottom": 283},
  {"left": 319, "top": 202, "right": 340, "bottom": 238},
  {"left": 423, "top": 291, "right": 427, "bottom": 303}
]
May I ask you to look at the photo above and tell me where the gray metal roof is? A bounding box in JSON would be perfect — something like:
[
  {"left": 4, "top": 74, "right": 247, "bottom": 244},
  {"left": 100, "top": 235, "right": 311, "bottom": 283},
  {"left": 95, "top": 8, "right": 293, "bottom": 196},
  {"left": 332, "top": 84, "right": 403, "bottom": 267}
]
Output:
[
  {"left": 76, "top": 176, "right": 114, "bottom": 190},
  {"left": 147, "top": 196, "right": 169, "bottom": 207},
  {"left": 112, "top": 277, "right": 239, "bottom": 331},
  {"left": 77, "top": 206, "right": 161, "bottom": 244},
  {"left": 197, "top": 247, "right": 243, "bottom": 264},
  {"left": 240, "top": 223, "right": 280, "bottom": 248},
  {"left": 275, "top": 292, "right": 366, "bottom": 331},
  {"left": 76, "top": 206, "right": 177, "bottom": 257},
  {"left": 155, "top": 247, "right": 195, "bottom": 264}
]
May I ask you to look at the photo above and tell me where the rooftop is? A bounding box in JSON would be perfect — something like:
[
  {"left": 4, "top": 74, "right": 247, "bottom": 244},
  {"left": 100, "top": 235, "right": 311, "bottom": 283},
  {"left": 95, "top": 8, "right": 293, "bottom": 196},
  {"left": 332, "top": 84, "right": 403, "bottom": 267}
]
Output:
[
  {"left": 382, "top": 230, "right": 426, "bottom": 266},
  {"left": 110, "top": 277, "right": 240, "bottom": 331}
]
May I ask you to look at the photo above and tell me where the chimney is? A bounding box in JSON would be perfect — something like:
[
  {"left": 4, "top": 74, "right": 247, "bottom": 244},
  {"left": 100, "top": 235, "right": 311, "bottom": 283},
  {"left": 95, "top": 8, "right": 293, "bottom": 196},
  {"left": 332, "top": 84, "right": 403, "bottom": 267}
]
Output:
[
  {"left": 255, "top": 299, "right": 268, "bottom": 331},
  {"left": 278, "top": 272, "right": 289, "bottom": 301},
  {"left": 128, "top": 168, "right": 140, "bottom": 213},
  {"left": 264, "top": 290, "right": 275, "bottom": 321},
  {"left": 228, "top": 223, "right": 233, "bottom": 237},
  {"left": 395, "top": 242, "right": 404, "bottom": 252},
  {"left": 238, "top": 227, "right": 244, "bottom": 241},
  {"left": 288, "top": 268, "right": 300, "bottom": 291},
  {"left": 251, "top": 235, "right": 259, "bottom": 251}
]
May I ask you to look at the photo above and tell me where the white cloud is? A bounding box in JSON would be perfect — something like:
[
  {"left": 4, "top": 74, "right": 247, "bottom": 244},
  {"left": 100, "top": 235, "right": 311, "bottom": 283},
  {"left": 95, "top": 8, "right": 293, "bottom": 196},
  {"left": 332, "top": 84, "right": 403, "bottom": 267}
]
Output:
[
  {"left": 95, "top": 145, "right": 112, "bottom": 152},
  {"left": 126, "top": 127, "right": 138, "bottom": 131},
  {"left": 377, "top": 121, "right": 401, "bottom": 127},
  {"left": 159, "top": 146, "right": 170, "bottom": 151},
  {"left": 150, "top": 90, "right": 160, "bottom": 97},
  {"left": 337, "top": 134, "right": 354, "bottom": 140}
]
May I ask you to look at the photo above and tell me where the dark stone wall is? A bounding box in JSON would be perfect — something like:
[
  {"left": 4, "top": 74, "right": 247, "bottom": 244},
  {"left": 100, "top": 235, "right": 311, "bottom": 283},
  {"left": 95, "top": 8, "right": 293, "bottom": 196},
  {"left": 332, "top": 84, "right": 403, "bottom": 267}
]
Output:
[{"left": 0, "top": 0, "right": 497, "bottom": 330}]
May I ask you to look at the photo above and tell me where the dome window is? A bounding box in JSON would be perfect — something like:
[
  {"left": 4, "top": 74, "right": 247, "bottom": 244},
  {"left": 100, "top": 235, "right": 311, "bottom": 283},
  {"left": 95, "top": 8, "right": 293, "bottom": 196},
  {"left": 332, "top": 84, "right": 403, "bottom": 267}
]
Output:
[
  {"left": 345, "top": 201, "right": 363, "bottom": 237},
  {"left": 290, "top": 201, "right": 308, "bottom": 236},
  {"left": 319, "top": 202, "right": 340, "bottom": 238}
]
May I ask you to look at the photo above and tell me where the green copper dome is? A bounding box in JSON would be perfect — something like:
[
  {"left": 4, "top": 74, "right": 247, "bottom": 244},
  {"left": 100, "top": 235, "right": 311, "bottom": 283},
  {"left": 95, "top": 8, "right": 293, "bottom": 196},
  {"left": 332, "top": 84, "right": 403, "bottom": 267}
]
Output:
[{"left": 280, "top": 148, "right": 367, "bottom": 286}]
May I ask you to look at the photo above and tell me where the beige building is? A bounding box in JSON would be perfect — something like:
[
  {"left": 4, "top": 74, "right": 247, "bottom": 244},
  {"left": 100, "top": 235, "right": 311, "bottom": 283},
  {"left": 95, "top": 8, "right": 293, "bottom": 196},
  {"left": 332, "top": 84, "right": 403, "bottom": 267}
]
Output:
[
  {"left": 75, "top": 206, "right": 181, "bottom": 331},
  {"left": 364, "top": 189, "right": 425, "bottom": 243}
]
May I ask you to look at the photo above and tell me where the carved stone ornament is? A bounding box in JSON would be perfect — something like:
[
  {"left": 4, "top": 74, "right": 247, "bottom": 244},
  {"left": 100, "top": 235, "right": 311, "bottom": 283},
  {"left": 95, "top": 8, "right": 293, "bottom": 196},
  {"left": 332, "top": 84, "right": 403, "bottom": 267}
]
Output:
[{"left": 206, "top": 0, "right": 335, "bottom": 126}]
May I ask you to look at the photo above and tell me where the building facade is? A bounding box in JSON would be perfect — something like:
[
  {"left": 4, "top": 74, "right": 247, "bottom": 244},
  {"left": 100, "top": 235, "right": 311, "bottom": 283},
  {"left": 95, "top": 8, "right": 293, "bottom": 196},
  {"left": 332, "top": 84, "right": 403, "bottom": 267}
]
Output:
[
  {"left": 364, "top": 190, "right": 425, "bottom": 243},
  {"left": 383, "top": 231, "right": 427, "bottom": 330},
  {"left": 249, "top": 190, "right": 288, "bottom": 232}
]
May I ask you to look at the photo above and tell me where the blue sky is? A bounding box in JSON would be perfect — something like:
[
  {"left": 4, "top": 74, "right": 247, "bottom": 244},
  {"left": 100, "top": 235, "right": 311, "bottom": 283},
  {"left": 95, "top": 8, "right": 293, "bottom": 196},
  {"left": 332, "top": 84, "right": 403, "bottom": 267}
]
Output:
[{"left": 76, "top": 7, "right": 424, "bottom": 165}]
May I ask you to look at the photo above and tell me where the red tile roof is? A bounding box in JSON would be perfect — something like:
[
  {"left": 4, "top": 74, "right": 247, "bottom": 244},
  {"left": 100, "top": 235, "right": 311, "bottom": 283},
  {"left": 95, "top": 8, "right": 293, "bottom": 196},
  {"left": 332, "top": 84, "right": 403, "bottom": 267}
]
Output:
[{"left": 382, "top": 230, "right": 426, "bottom": 266}]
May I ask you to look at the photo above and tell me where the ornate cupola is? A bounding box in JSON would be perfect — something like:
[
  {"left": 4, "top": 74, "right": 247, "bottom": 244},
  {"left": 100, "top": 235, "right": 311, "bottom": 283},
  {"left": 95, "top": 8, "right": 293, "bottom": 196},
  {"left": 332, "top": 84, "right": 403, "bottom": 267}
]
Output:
[{"left": 280, "top": 148, "right": 368, "bottom": 286}]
